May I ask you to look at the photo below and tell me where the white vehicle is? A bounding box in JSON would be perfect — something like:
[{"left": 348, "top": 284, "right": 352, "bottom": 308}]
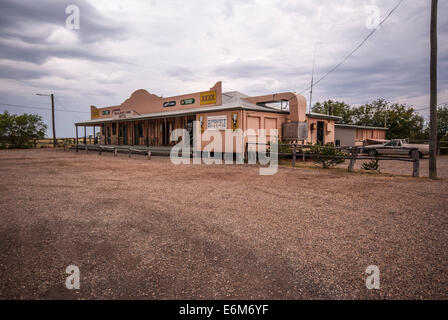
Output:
[{"left": 363, "top": 139, "right": 429, "bottom": 158}]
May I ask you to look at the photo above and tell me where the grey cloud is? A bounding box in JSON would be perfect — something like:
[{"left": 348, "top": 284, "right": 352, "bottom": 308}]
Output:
[
  {"left": 214, "top": 60, "right": 309, "bottom": 79},
  {"left": 0, "top": 0, "right": 127, "bottom": 64}
]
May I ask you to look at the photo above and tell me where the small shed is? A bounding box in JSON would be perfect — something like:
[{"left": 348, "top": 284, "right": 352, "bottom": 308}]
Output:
[{"left": 335, "top": 124, "right": 388, "bottom": 147}]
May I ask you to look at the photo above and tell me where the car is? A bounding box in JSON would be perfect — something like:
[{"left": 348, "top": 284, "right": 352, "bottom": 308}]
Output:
[{"left": 362, "top": 139, "right": 429, "bottom": 158}]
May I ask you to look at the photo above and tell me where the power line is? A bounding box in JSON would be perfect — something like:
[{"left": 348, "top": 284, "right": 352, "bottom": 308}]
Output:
[
  {"left": 298, "top": 0, "right": 405, "bottom": 95},
  {"left": 0, "top": 102, "right": 90, "bottom": 113},
  {"left": 412, "top": 100, "right": 448, "bottom": 111}
]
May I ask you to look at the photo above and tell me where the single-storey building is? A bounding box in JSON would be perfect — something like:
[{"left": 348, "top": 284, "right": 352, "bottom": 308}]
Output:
[
  {"left": 334, "top": 123, "right": 388, "bottom": 147},
  {"left": 75, "top": 82, "right": 389, "bottom": 153},
  {"left": 74, "top": 81, "right": 342, "bottom": 155}
]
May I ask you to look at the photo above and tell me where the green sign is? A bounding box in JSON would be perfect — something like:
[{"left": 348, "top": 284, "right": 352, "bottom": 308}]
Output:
[
  {"left": 181, "top": 98, "right": 195, "bottom": 105},
  {"left": 102, "top": 110, "right": 110, "bottom": 115}
]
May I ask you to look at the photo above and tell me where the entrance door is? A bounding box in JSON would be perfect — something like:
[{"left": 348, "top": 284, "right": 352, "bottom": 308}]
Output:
[
  {"left": 317, "top": 121, "right": 324, "bottom": 145},
  {"left": 119, "top": 124, "right": 128, "bottom": 145},
  {"left": 106, "top": 127, "right": 111, "bottom": 145},
  {"left": 187, "top": 120, "right": 193, "bottom": 148},
  {"left": 162, "top": 121, "right": 167, "bottom": 146}
]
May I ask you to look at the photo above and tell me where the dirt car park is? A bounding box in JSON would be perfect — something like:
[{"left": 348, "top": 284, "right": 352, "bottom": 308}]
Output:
[{"left": 0, "top": 148, "right": 447, "bottom": 299}]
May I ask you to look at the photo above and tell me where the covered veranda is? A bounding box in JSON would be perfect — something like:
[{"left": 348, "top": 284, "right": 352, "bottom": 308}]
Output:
[{"left": 75, "top": 112, "right": 197, "bottom": 148}]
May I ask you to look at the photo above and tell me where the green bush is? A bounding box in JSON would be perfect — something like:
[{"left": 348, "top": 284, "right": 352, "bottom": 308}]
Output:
[
  {"left": 308, "top": 142, "right": 347, "bottom": 168},
  {"left": 361, "top": 159, "right": 379, "bottom": 171}
]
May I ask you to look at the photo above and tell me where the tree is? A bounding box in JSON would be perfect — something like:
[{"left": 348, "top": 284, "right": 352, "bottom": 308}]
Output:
[
  {"left": 0, "top": 111, "right": 47, "bottom": 148},
  {"left": 437, "top": 105, "right": 448, "bottom": 140},
  {"left": 351, "top": 99, "right": 424, "bottom": 140},
  {"left": 312, "top": 100, "right": 354, "bottom": 124}
]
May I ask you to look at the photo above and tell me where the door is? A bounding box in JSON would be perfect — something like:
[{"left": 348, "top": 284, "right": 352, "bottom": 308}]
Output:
[
  {"left": 379, "top": 139, "right": 398, "bottom": 156},
  {"left": 187, "top": 120, "right": 194, "bottom": 148},
  {"left": 317, "top": 121, "right": 324, "bottom": 145},
  {"left": 119, "top": 124, "right": 128, "bottom": 145},
  {"left": 134, "top": 124, "right": 142, "bottom": 145},
  {"left": 162, "top": 121, "right": 167, "bottom": 146},
  {"left": 106, "top": 127, "right": 111, "bottom": 145}
]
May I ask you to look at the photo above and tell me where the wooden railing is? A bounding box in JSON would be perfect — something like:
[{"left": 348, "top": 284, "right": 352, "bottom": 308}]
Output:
[{"left": 246, "top": 143, "right": 421, "bottom": 178}]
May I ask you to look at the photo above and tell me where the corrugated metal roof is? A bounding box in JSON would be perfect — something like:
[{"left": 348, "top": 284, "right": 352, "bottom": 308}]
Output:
[
  {"left": 306, "top": 113, "right": 342, "bottom": 121},
  {"left": 335, "top": 123, "right": 388, "bottom": 130}
]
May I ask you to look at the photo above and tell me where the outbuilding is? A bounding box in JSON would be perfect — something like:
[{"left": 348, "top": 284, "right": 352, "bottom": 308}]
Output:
[{"left": 334, "top": 123, "right": 388, "bottom": 147}]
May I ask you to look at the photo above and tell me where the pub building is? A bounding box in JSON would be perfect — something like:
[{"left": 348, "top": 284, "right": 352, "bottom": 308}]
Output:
[{"left": 74, "top": 81, "right": 342, "bottom": 157}]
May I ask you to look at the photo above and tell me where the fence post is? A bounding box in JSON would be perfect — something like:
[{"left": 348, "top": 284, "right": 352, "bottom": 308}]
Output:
[
  {"left": 129, "top": 148, "right": 132, "bottom": 158},
  {"left": 348, "top": 147, "right": 358, "bottom": 172},
  {"left": 292, "top": 144, "right": 296, "bottom": 167},
  {"left": 114, "top": 147, "right": 117, "bottom": 157},
  {"left": 99, "top": 146, "right": 102, "bottom": 156},
  {"left": 412, "top": 149, "right": 420, "bottom": 177},
  {"left": 147, "top": 150, "right": 151, "bottom": 160},
  {"left": 85, "top": 145, "right": 88, "bottom": 153}
]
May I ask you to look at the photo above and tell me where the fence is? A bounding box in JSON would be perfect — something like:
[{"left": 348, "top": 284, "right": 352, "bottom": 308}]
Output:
[
  {"left": 246, "top": 143, "right": 421, "bottom": 178},
  {"left": 69, "top": 143, "right": 152, "bottom": 159},
  {"left": 409, "top": 140, "right": 448, "bottom": 155}
]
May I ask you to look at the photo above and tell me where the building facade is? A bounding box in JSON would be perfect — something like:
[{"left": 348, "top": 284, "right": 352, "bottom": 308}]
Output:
[{"left": 75, "top": 82, "right": 342, "bottom": 154}]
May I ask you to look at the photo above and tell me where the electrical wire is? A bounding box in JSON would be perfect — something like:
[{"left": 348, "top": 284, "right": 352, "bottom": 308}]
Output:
[
  {"left": 298, "top": 0, "right": 405, "bottom": 95},
  {"left": 0, "top": 102, "right": 90, "bottom": 113}
]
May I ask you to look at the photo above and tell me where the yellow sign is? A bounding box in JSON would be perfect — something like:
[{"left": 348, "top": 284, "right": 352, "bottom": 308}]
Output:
[
  {"left": 200, "top": 91, "right": 217, "bottom": 105},
  {"left": 91, "top": 105, "right": 100, "bottom": 119}
]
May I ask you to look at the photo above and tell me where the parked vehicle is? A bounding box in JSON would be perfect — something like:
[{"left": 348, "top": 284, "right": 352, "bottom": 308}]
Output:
[{"left": 362, "top": 139, "right": 429, "bottom": 158}]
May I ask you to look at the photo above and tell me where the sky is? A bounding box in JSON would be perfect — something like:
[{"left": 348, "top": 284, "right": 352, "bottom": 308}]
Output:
[{"left": 0, "top": 0, "right": 447, "bottom": 137}]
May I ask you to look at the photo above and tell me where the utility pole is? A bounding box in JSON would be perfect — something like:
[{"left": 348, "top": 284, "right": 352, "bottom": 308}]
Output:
[
  {"left": 51, "top": 94, "right": 56, "bottom": 147},
  {"left": 429, "top": 0, "right": 438, "bottom": 179},
  {"left": 309, "top": 47, "right": 317, "bottom": 114},
  {"left": 36, "top": 93, "right": 57, "bottom": 147}
]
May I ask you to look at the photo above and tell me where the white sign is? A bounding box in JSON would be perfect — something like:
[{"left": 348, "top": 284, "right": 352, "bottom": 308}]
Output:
[
  {"left": 113, "top": 110, "right": 134, "bottom": 119},
  {"left": 207, "top": 115, "right": 227, "bottom": 130}
]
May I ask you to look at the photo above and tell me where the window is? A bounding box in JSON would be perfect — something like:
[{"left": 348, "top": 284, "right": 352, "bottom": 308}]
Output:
[
  {"left": 385, "top": 140, "right": 398, "bottom": 147},
  {"left": 112, "top": 123, "right": 117, "bottom": 135}
]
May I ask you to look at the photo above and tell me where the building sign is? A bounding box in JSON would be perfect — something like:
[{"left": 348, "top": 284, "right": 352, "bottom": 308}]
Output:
[
  {"left": 207, "top": 115, "right": 227, "bottom": 130},
  {"left": 163, "top": 101, "right": 176, "bottom": 107},
  {"left": 91, "top": 105, "right": 99, "bottom": 119},
  {"left": 102, "top": 110, "right": 111, "bottom": 115},
  {"left": 181, "top": 98, "right": 195, "bottom": 105},
  {"left": 113, "top": 110, "right": 134, "bottom": 119},
  {"left": 200, "top": 91, "right": 217, "bottom": 105}
]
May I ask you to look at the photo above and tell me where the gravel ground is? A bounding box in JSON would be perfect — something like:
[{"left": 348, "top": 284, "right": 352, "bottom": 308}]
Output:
[{"left": 0, "top": 149, "right": 447, "bottom": 299}]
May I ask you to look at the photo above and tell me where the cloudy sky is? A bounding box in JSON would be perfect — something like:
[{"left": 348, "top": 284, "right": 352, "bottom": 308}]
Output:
[{"left": 0, "top": 0, "right": 446, "bottom": 137}]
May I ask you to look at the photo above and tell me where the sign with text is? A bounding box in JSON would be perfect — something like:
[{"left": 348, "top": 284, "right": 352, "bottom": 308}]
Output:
[
  {"left": 113, "top": 110, "right": 134, "bottom": 119},
  {"left": 200, "top": 91, "right": 217, "bottom": 105},
  {"left": 91, "top": 106, "right": 99, "bottom": 119},
  {"left": 181, "top": 98, "right": 195, "bottom": 105},
  {"left": 163, "top": 101, "right": 176, "bottom": 107},
  {"left": 207, "top": 115, "right": 227, "bottom": 130}
]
